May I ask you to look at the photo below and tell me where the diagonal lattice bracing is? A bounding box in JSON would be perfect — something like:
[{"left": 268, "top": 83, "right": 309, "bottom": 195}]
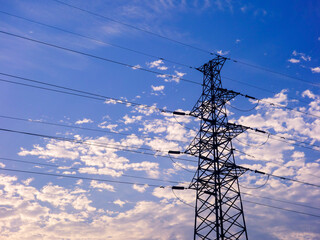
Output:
[{"left": 186, "top": 56, "right": 249, "bottom": 240}]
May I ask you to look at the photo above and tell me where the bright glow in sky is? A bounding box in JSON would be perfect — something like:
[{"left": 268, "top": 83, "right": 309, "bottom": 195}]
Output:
[{"left": 0, "top": 0, "right": 319, "bottom": 239}]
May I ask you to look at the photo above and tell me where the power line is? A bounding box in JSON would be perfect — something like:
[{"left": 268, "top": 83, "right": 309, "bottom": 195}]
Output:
[
  {"left": 223, "top": 75, "right": 314, "bottom": 106},
  {"left": 174, "top": 108, "right": 320, "bottom": 154},
  {"left": 243, "top": 199, "right": 320, "bottom": 218},
  {"left": 230, "top": 58, "right": 319, "bottom": 87},
  {"left": 6, "top": 9, "right": 315, "bottom": 106},
  {"left": 0, "top": 72, "right": 172, "bottom": 113},
  {"left": 221, "top": 87, "right": 320, "bottom": 120},
  {"left": 176, "top": 150, "right": 320, "bottom": 188},
  {"left": 3, "top": 156, "right": 318, "bottom": 216},
  {"left": 4, "top": 72, "right": 319, "bottom": 154},
  {"left": 2, "top": 7, "right": 316, "bottom": 104},
  {"left": 0, "top": 113, "right": 193, "bottom": 145},
  {"left": 176, "top": 109, "right": 320, "bottom": 154},
  {"left": 0, "top": 127, "right": 197, "bottom": 163},
  {"left": 0, "top": 114, "right": 135, "bottom": 136},
  {"left": 0, "top": 167, "right": 166, "bottom": 188},
  {"left": 241, "top": 192, "right": 320, "bottom": 211},
  {"left": 52, "top": 0, "right": 317, "bottom": 87},
  {"left": 0, "top": 30, "right": 201, "bottom": 86},
  {"left": 0, "top": 114, "right": 149, "bottom": 137},
  {"left": 1, "top": 74, "right": 319, "bottom": 155},
  {"left": 52, "top": 0, "right": 213, "bottom": 55},
  {"left": 231, "top": 122, "right": 320, "bottom": 153},
  {"left": 0, "top": 10, "right": 195, "bottom": 69},
  {"left": 1, "top": 69, "right": 317, "bottom": 124},
  {"left": 173, "top": 187, "right": 320, "bottom": 218},
  {"left": 4, "top": 72, "right": 319, "bottom": 155},
  {"left": 239, "top": 175, "right": 270, "bottom": 189},
  {"left": 240, "top": 165, "right": 320, "bottom": 188},
  {"left": 0, "top": 156, "right": 181, "bottom": 184},
  {"left": 3, "top": 71, "right": 319, "bottom": 145}
]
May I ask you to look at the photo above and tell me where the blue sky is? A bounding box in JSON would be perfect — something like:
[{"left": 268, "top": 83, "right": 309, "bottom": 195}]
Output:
[{"left": 0, "top": 0, "right": 319, "bottom": 239}]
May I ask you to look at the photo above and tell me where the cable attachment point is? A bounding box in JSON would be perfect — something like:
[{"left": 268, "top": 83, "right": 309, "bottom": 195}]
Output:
[
  {"left": 173, "top": 111, "right": 186, "bottom": 116},
  {"left": 172, "top": 186, "right": 185, "bottom": 190},
  {"left": 168, "top": 150, "right": 181, "bottom": 154},
  {"left": 245, "top": 95, "right": 257, "bottom": 100},
  {"left": 255, "top": 129, "right": 266, "bottom": 134},
  {"left": 254, "top": 169, "right": 265, "bottom": 175}
]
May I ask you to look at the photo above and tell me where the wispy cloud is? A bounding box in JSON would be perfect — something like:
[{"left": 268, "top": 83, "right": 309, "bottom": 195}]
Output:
[
  {"left": 147, "top": 59, "right": 168, "bottom": 71},
  {"left": 75, "top": 118, "right": 93, "bottom": 125}
]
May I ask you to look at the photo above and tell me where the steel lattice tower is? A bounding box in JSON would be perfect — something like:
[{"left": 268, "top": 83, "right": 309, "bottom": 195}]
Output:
[{"left": 186, "top": 56, "right": 249, "bottom": 240}]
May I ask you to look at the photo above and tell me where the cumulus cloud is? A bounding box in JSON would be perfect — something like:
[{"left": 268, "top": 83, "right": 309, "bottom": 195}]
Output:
[
  {"left": 122, "top": 115, "right": 142, "bottom": 124},
  {"left": 90, "top": 180, "right": 115, "bottom": 192},
  {"left": 113, "top": 199, "right": 126, "bottom": 207},
  {"left": 1, "top": 174, "right": 198, "bottom": 239},
  {"left": 302, "top": 90, "right": 316, "bottom": 99},
  {"left": 132, "top": 104, "right": 158, "bottom": 116},
  {"left": 75, "top": 118, "right": 93, "bottom": 125},
  {"left": 19, "top": 141, "right": 80, "bottom": 160},
  {"left": 8, "top": 85, "right": 320, "bottom": 239},
  {"left": 98, "top": 121, "right": 118, "bottom": 131},
  {"left": 132, "top": 184, "right": 149, "bottom": 193}
]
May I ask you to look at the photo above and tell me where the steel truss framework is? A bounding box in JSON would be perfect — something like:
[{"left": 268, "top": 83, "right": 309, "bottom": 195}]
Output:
[{"left": 186, "top": 56, "right": 249, "bottom": 240}]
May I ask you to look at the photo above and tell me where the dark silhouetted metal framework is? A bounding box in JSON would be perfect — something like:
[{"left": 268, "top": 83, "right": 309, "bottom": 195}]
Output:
[{"left": 186, "top": 56, "right": 249, "bottom": 239}]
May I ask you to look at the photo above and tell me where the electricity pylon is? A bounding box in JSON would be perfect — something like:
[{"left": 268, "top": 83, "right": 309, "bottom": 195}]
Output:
[{"left": 185, "top": 55, "right": 249, "bottom": 239}]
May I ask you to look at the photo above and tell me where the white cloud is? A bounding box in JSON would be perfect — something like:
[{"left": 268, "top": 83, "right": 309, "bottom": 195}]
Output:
[
  {"left": 75, "top": 118, "right": 93, "bottom": 125},
  {"left": 132, "top": 184, "right": 149, "bottom": 193},
  {"left": 121, "top": 134, "right": 144, "bottom": 147},
  {"left": 235, "top": 39, "right": 241, "bottom": 43},
  {"left": 123, "top": 115, "right": 142, "bottom": 124},
  {"left": 157, "top": 66, "right": 168, "bottom": 70},
  {"left": 170, "top": 71, "right": 185, "bottom": 83},
  {"left": 104, "top": 99, "right": 118, "bottom": 104},
  {"left": 19, "top": 141, "right": 80, "bottom": 160},
  {"left": 22, "top": 178, "right": 34, "bottom": 185},
  {"left": 90, "top": 180, "right": 115, "bottom": 192},
  {"left": 79, "top": 167, "right": 123, "bottom": 177},
  {"left": 301, "top": 55, "right": 311, "bottom": 61},
  {"left": 302, "top": 90, "right": 316, "bottom": 99},
  {"left": 131, "top": 64, "right": 141, "bottom": 70},
  {"left": 147, "top": 59, "right": 168, "bottom": 70},
  {"left": 157, "top": 71, "right": 185, "bottom": 83},
  {"left": 98, "top": 122, "right": 118, "bottom": 131},
  {"left": 288, "top": 58, "right": 300, "bottom": 64},
  {"left": 151, "top": 85, "right": 165, "bottom": 91},
  {"left": 292, "top": 50, "right": 311, "bottom": 62},
  {"left": 217, "top": 50, "right": 230, "bottom": 56},
  {"left": 146, "top": 138, "right": 181, "bottom": 153},
  {"left": 133, "top": 104, "right": 158, "bottom": 116},
  {"left": 311, "top": 66, "right": 320, "bottom": 73},
  {"left": 114, "top": 199, "right": 126, "bottom": 207}
]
